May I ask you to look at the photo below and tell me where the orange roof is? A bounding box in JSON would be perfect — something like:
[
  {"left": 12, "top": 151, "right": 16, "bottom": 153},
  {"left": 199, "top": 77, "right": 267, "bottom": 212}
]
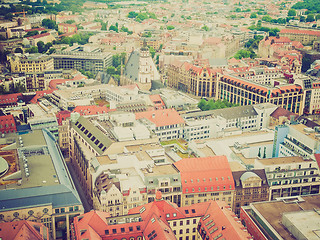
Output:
[
  {"left": 26, "top": 32, "right": 50, "bottom": 40},
  {"left": 30, "top": 90, "right": 54, "bottom": 104},
  {"left": 149, "top": 94, "right": 165, "bottom": 109},
  {"left": 49, "top": 79, "right": 69, "bottom": 90},
  {"left": 174, "top": 156, "right": 235, "bottom": 194},
  {"left": 135, "top": 108, "right": 185, "bottom": 127},
  {"left": 0, "top": 220, "right": 49, "bottom": 240},
  {"left": 280, "top": 28, "right": 320, "bottom": 36}
]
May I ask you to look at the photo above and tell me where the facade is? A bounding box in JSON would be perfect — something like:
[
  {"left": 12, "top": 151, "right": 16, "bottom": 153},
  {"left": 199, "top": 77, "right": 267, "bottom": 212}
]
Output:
[
  {"left": 254, "top": 156, "right": 320, "bottom": 200},
  {"left": 56, "top": 110, "right": 71, "bottom": 156},
  {"left": 52, "top": 51, "right": 112, "bottom": 74},
  {"left": 72, "top": 194, "right": 252, "bottom": 240},
  {"left": 174, "top": 156, "right": 235, "bottom": 208},
  {"left": 279, "top": 28, "right": 320, "bottom": 45},
  {"left": 167, "top": 61, "right": 220, "bottom": 97},
  {"left": 232, "top": 170, "right": 269, "bottom": 216},
  {"left": 7, "top": 53, "right": 54, "bottom": 73},
  {"left": 217, "top": 74, "right": 304, "bottom": 115},
  {"left": 273, "top": 123, "right": 320, "bottom": 160},
  {"left": 0, "top": 129, "right": 83, "bottom": 240},
  {"left": 25, "top": 72, "right": 46, "bottom": 91},
  {"left": 241, "top": 195, "right": 320, "bottom": 240},
  {"left": 58, "top": 23, "right": 77, "bottom": 33}
]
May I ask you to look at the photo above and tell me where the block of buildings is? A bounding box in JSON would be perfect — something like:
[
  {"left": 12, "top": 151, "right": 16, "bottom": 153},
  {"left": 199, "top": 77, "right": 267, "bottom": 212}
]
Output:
[
  {"left": 174, "top": 156, "right": 235, "bottom": 207},
  {"left": 58, "top": 23, "right": 77, "bottom": 33},
  {"left": 72, "top": 194, "right": 252, "bottom": 240},
  {"left": 241, "top": 195, "right": 320, "bottom": 240},
  {"left": 279, "top": 28, "right": 320, "bottom": 45},
  {"left": 0, "top": 129, "right": 83, "bottom": 240}
]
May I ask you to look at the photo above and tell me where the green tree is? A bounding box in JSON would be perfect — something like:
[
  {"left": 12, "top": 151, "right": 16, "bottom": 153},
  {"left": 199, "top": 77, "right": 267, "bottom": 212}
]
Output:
[
  {"left": 14, "top": 48, "right": 23, "bottom": 53},
  {"left": 250, "top": 12, "right": 257, "bottom": 18},
  {"left": 25, "top": 46, "right": 38, "bottom": 53},
  {"left": 37, "top": 41, "right": 45, "bottom": 53},
  {"left": 201, "top": 25, "right": 209, "bottom": 31},
  {"left": 167, "top": 25, "right": 175, "bottom": 30},
  {"left": 306, "top": 14, "right": 315, "bottom": 22},
  {"left": 288, "top": 9, "right": 296, "bottom": 16},
  {"left": 300, "top": 15, "right": 306, "bottom": 22},
  {"left": 109, "top": 25, "right": 118, "bottom": 32},
  {"left": 262, "top": 15, "right": 273, "bottom": 22},
  {"left": 128, "top": 11, "right": 138, "bottom": 18},
  {"left": 149, "top": 47, "right": 156, "bottom": 58},
  {"left": 42, "top": 19, "right": 56, "bottom": 29}
]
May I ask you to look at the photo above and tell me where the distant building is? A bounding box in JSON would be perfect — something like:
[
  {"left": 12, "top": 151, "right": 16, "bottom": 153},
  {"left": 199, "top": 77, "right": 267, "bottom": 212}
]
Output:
[
  {"left": 7, "top": 53, "right": 54, "bottom": 74},
  {"left": 279, "top": 28, "right": 320, "bottom": 45},
  {"left": 58, "top": 23, "right": 77, "bottom": 34}
]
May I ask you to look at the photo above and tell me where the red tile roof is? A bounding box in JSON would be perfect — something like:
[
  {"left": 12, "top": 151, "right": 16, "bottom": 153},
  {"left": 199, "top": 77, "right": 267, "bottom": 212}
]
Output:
[
  {"left": 25, "top": 27, "right": 45, "bottom": 32},
  {"left": 135, "top": 108, "right": 185, "bottom": 127},
  {"left": 0, "top": 114, "right": 16, "bottom": 133},
  {"left": 49, "top": 79, "right": 69, "bottom": 90},
  {"left": 0, "top": 93, "right": 22, "bottom": 105},
  {"left": 26, "top": 32, "right": 51, "bottom": 40},
  {"left": 149, "top": 94, "right": 165, "bottom": 109},
  {"left": 174, "top": 156, "right": 235, "bottom": 194},
  {"left": 0, "top": 220, "right": 49, "bottom": 240},
  {"left": 280, "top": 28, "right": 320, "bottom": 36},
  {"left": 30, "top": 90, "right": 54, "bottom": 104}
]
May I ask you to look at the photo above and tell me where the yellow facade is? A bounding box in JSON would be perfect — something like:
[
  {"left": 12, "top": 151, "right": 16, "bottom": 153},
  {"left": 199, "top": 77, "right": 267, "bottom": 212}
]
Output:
[{"left": 8, "top": 54, "right": 54, "bottom": 73}]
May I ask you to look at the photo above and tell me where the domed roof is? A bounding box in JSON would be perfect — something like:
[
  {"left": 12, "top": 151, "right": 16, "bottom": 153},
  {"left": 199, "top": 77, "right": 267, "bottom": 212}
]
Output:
[
  {"left": 240, "top": 171, "right": 260, "bottom": 182},
  {"left": 0, "top": 156, "right": 9, "bottom": 177}
]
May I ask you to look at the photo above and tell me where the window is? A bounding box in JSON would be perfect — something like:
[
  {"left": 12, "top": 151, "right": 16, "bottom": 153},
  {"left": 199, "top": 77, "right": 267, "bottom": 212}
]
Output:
[
  {"left": 112, "top": 229, "right": 117, "bottom": 234},
  {"left": 180, "top": 229, "right": 183, "bottom": 234},
  {"left": 173, "top": 221, "right": 176, "bottom": 227},
  {"left": 186, "top": 229, "right": 189, "bottom": 233},
  {"left": 105, "top": 230, "right": 109, "bottom": 235},
  {"left": 137, "top": 226, "right": 141, "bottom": 231},
  {"left": 187, "top": 220, "right": 190, "bottom": 225},
  {"left": 180, "top": 220, "right": 183, "bottom": 226},
  {"left": 193, "top": 227, "right": 196, "bottom": 232},
  {"left": 129, "top": 227, "right": 133, "bottom": 231},
  {"left": 121, "top": 228, "right": 125, "bottom": 233}
]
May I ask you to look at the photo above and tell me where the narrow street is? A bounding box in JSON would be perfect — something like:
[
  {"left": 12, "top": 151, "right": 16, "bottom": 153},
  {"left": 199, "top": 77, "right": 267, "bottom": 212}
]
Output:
[{"left": 66, "top": 161, "right": 91, "bottom": 213}]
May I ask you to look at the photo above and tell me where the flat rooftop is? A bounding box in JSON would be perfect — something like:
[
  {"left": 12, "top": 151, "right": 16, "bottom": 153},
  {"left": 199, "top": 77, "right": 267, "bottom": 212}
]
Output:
[
  {"left": 290, "top": 123, "right": 319, "bottom": 141},
  {"left": 251, "top": 195, "right": 320, "bottom": 240},
  {"left": 141, "top": 163, "right": 178, "bottom": 176},
  {"left": 256, "top": 156, "right": 311, "bottom": 166}
]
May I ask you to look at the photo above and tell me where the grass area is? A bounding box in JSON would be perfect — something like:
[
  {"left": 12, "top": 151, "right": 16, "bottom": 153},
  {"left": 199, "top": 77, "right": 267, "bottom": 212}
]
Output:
[
  {"left": 161, "top": 139, "right": 188, "bottom": 150},
  {"left": 95, "top": 98, "right": 110, "bottom": 107}
]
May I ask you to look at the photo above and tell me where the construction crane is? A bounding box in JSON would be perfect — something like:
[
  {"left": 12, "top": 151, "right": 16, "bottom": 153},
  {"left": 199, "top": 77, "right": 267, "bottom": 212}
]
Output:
[{"left": 12, "top": 9, "right": 26, "bottom": 19}]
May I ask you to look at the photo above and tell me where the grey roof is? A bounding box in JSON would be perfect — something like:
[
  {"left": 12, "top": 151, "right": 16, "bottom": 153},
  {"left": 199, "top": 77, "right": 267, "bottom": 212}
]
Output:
[
  {"left": 0, "top": 185, "right": 81, "bottom": 211},
  {"left": 124, "top": 50, "right": 140, "bottom": 82},
  {"left": 72, "top": 116, "right": 113, "bottom": 155},
  {"left": 211, "top": 105, "right": 258, "bottom": 120}
]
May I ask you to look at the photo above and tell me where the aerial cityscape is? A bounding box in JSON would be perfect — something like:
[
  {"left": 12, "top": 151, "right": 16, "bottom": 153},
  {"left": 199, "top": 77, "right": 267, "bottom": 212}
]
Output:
[{"left": 1, "top": 0, "right": 320, "bottom": 239}]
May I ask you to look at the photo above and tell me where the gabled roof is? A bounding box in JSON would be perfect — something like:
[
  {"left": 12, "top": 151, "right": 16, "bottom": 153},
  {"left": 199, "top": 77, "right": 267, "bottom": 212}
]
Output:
[
  {"left": 270, "top": 107, "right": 298, "bottom": 120},
  {"left": 135, "top": 108, "right": 185, "bottom": 127},
  {"left": 174, "top": 156, "right": 235, "bottom": 194},
  {"left": 0, "top": 220, "right": 48, "bottom": 240}
]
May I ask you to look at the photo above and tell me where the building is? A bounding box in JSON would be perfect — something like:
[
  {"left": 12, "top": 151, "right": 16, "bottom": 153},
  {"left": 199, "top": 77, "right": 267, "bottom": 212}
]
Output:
[
  {"left": 0, "top": 220, "right": 50, "bottom": 240},
  {"left": 135, "top": 108, "right": 185, "bottom": 141},
  {"left": 58, "top": 23, "right": 77, "bottom": 34},
  {"left": 167, "top": 61, "right": 220, "bottom": 97},
  {"left": 241, "top": 194, "right": 320, "bottom": 240},
  {"left": 0, "top": 129, "right": 83, "bottom": 240},
  {"left": 174, "top": 156, "right": 235, "bottom": 208},
  {"left": 72, "top": 193, "right": 252, "bottom": 240},
  {"left": 7, "top": 53, "right": 54, "bottom": 73},
  {"left": 217, "top": 74, "right": 304, "bottom": 115},
  {"left": 254, "top": 156, "right": 320, "bottom": 200},
  {"left": 232, "top": 170, "right": 269, "bottom": 216},
  {"left": 56, "top": 110, "right": 71, "bottom": 156},
  {"left": 52, "top": 51, "right": 112, "bottom": 74},
  {"left": 123, "top": 46, "right": 160, "bottom": 87},
  {"left": 279, "top": 28, "right": 320, "bottom": 45},
  {"left": 26, "top": 32, "right": 56, "bottom": 46},
  {"left": 25, "top": 72, "right": 46, "bottom": 91},
  {"left": 273, "top": 123, "right": 320, "bottom": 160}
]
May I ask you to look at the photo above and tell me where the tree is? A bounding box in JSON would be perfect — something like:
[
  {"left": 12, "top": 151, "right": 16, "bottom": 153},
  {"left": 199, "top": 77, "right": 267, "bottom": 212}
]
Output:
[
  {"left": 109, "top": 25, "right": 118, "bottom": 32},
  {"left": 300, "top": 15, "right": 306, "bottom": 22},
  {"left": 306, "top": 14, "right": 315, "bottom": 22},
  {"left": 37, "top": 41, "right": 45, "bottom": 53},
  {"left": 128, "top": 11, "right": 138, "bottom": 18},
  {"left": 42, "top": 19, "right": 56, "bottom": 29},
  {"left": 14, "top": 48, "right": 23, "bottom": 53},
  {"left": 149, "top": 47, "right": 156, "bottom": 58},
  {"left": 201, "top": 25, "right": 209, "bottom": 31},
  {"left": 167, "top": 25, "right": 175, "bottom": 30},
  {"left": 25, "top": 46, "right": 38, "bottom": 53},
  {"left": 250, "top": 12, "right": 257, "bottom": 18},
  {"left": 288, "top": 9, "right": 296, "bottom": 17}
]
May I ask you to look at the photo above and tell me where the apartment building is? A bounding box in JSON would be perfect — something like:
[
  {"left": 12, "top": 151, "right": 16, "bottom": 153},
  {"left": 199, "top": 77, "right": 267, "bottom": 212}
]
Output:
[
  {"left": 217, "top": 74, "right": 304, "bottom": 114},
  {"left": 254, "top": 156, "right": 320, "bottom": 200},
  {"left": 25, "top": 72, "right": 46, "bottom": 91},
  {"left": 7, "top": 53, "right": 54, "bottom": 73},
  {"left": 232, "top": 170, "right": 269, "bottom": 216},
  {"left": 174, "top": 156, "right": 235, "bottom": 208}
]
